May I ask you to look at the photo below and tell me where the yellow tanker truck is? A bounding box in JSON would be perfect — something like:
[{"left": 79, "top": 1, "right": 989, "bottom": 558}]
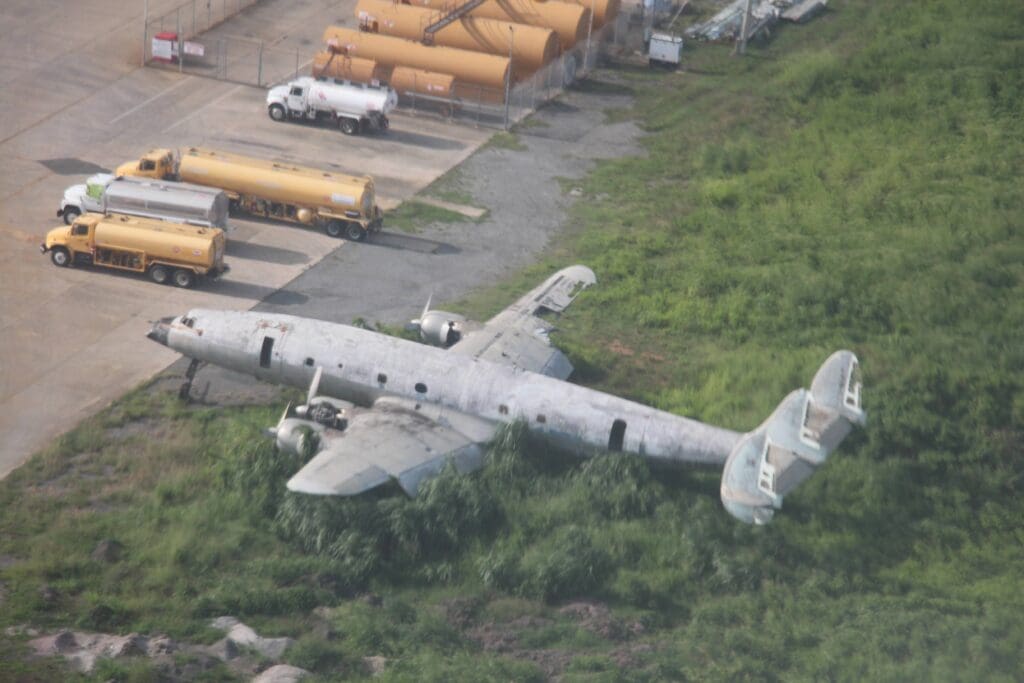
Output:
[
  {"left": 40, "top": 213, "right": 228, "bottom": 288},
  {"left": 116, "top": 147, "right": 381, "bottom": 241}
]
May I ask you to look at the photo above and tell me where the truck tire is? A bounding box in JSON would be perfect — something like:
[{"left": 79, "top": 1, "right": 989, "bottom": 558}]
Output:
[
  {"left": 172, "top": 269, "right": 196, "bottom": 288},
  {"left": 62, "top": 207, "right": 80, "bottom": 225},
  {"left": 339, "top": 118, "right": 358, "bottom": 135},
  {"left": 325, "top": 220, "right": 344, "bottom": 238},
  {"left": 269, "top": 104, "right": 286, "bottom": 122},
  {"left": 50, "top": 247, "right": 71, "bottom": 267},
  {"left": 150, "top": 264, "right": 170, "bottom": 284},
  {"left": 345, "top": 222, "right": 367, "bottom": 242}
]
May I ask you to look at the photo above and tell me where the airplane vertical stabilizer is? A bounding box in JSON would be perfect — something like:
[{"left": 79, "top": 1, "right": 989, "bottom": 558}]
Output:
[{"left": 719, "top": 351, "right": 866, "bottom": 524}]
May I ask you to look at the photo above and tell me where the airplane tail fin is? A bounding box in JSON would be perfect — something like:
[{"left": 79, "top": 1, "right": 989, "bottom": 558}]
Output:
[{"left": 720, "top": 350, "right": 866, "bottom": 524}]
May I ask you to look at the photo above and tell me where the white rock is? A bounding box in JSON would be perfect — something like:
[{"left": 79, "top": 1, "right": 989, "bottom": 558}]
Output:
[{"left": 252, "top": 664, "right": 310, "bottom": 683}]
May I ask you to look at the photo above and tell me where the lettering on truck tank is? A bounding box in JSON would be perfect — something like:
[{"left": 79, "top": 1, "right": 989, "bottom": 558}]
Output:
[{"left": 331, "top": 193, "right": 356, "bottom": 205}]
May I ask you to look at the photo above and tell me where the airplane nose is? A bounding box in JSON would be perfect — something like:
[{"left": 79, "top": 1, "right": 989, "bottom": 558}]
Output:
[{"left": 147, "top": 316, "right": 176, "bottom": 346}]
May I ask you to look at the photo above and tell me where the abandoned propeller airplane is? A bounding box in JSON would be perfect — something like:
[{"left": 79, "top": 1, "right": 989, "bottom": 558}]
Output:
[{"left": 147, "top": 265, "right": 866, "bottom": 524}]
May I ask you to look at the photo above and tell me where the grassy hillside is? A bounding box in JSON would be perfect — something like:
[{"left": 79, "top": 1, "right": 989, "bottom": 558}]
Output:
[{"left": 2, "top": 1, "right": 1022, "bottom": 680}]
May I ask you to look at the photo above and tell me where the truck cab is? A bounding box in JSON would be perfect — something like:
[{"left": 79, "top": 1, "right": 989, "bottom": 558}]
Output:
[
  {"left": 57, "top": 173, "right": 112, "bottom": 224},
  {"left": 41, "top": 214, "right": 100, "bottom": 266},
  {"left": 116, "top": 149, "right": 176, "bottom": 180}
]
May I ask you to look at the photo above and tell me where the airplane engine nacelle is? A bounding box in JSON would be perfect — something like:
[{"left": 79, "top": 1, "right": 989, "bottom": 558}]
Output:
[
  {"left": 273, "top": 418, "right": 324, "bottom": 458},
  {"left": 418, "top": 310, "right": 466, "bottom": 347}
]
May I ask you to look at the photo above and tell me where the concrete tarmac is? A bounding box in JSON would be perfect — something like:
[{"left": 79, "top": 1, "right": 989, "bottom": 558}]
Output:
[{"left": 0, "top": 0, "right": 490, "bottom": 477}]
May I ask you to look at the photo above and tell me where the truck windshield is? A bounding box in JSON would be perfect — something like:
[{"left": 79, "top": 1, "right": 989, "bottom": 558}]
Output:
[
  {"left": 72, "top": 223, "right": 88, "bottom": 236},
  {"left": 290, "top": 87, "right": 303, "bottom": 96},
  {"left": 140, "top": 160, "right": 156, "bottom": 171}
]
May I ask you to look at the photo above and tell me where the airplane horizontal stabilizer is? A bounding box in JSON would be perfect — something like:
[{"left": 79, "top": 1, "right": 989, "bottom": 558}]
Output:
[{"left": 719, "top": 350, "right": 866, "bottom": 525}]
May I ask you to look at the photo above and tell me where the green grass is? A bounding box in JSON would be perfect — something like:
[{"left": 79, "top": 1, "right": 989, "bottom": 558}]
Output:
[
  {"left": 2, "top": 1, "right": 1023, "bottom": 680},
  {"left": 385, "top": 200, "right": 471, "bottom": 233}
]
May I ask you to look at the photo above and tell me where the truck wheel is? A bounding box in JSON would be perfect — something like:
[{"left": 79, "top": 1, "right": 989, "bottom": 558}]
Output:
[
  {"left": 172, "top": 269, "right": 196, "bottom": 288},
  {"left": 339, "top": 118, "right": 358, "bottom": 135},
  {"left": 50, "top": 248, "right": 71, "bottom": 267},
  {"left": 62, "top": 207, "right": 80, "bottom": 225},
  {"left": 345, "top": 222, "right": 367, "bottom": 242},
  {"left": 269, "top": 104, "right": 286, "bottom": 122},
  {"left": 325, "top": 220, "right": 343, "bottom": 238},
  {"left": 150, "top": 264, "right": 170, "bottom": 284}
]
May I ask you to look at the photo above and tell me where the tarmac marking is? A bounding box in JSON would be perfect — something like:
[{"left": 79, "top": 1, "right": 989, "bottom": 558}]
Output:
[
  {"left": 109, "top": 76, "right": 194, "bottom": 125},
  {"left": 161, "top": 85, "right": 243, "bottom": 133}
]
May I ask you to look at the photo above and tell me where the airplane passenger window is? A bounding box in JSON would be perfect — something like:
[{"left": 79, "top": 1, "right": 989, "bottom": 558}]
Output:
[
  {"left": 304, "top": 357, "right": 315, "bottom": 367},
  {"left": 499, "top": 405, "right": 509, "bottom": 415},
  {"left": 536, "top": 414, "right": 547, "bottom": 423},
  {"left": 377, "top": 373, "right": 387, "bottom": 384},
  {"left": 415, "top": 382, "right": 427, "bottom": 394}
]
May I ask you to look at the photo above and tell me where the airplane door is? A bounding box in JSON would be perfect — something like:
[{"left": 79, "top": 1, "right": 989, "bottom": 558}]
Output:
[{"left": 250, "top": 324, "right": 289, "bottom": 381}]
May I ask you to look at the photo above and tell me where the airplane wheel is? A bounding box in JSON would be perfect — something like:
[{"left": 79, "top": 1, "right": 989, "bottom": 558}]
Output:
[
  {"left": 62, "top": 208, "right": 80, "bottom": 225},
  {"left": 269, "top": 104, "right": 286, "bottom": 121},
  {"left": 50, "top": 247, "right": 71, "bottom": 267},
  {"left": 172, "top": 269, "right": 196, "bottom": 288}
]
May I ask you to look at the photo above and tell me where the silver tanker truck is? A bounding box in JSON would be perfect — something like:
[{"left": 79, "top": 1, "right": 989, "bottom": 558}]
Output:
[{"left": 57, "top": 174, "right": 230, "bottom": 229}]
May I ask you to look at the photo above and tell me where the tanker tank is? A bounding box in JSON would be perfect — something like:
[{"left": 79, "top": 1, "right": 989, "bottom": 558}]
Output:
[
  {"left": 388, "top": 66, "right": 456, "bottom": 98},
  {"left": 355, "top": 0, "right": 558, "bottom": 77},
  {"left": 311, "top": 52, "right": 379, "bottom": 82},
  {"left": 178, "top": 147, "right": 376, "bottom": 223},
  {"left": 403, "top": 0, "right": 589, "bottom": 50},
  {"left": 554, "top": 0, "right": 619, "bottom": 28},
  {"left": 323, "top": 27, "right": 510, "bottom": 90}
]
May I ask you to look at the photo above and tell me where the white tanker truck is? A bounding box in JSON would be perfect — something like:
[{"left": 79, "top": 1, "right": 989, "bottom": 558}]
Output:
[{"left": 266, "top": 77, "right": 397, "bottom": 135}]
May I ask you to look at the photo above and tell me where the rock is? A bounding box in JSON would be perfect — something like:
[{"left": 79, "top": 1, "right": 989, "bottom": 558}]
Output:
[
  {"left": 101, "top": 633, "right": 148, "bottom": 658},
  {"left": 4, "top": 624, "right": 39, "bottom": 637},
  {"left": 362, "top": 655, "right": 388, "bottom": 676},
  {"left": 146, "top": 635, "right": 178, "bottom": 656},
  {"left": 250, "top": 637, "right": 294, "bottom": 661},
  {"left": 207, "top": 637, "right": 241, "bottom": 661},
  {"left": 569, "top": 187, "right": 584, "bottom": 197},
  {"left": 90, "top": 539, "right": 124, "bottom": 563},
  {"left": 252, "top": 664, "right": 311, "bottom": 682},
  {"left": 211, "top": 616, "right": 242, "bottom": 631},
  {"left": 210, "top": 616, "right": 294, "bottom": 661},
  {"left": 66, "top": 650, "right": 98, "bottom": 673},
  {"left": 28, "top": 630, "right": 77, "bottom": 656}
]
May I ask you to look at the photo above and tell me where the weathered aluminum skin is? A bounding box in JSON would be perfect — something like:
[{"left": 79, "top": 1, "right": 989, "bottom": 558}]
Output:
[{"left": 147, "top": 265, "right": 865, "bottom": 523}]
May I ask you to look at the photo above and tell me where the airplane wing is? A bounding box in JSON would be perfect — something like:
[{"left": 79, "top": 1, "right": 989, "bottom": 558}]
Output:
[
  {"left": 286, "top": 399, "right": 494, "bottom": 497},
  {"left": 446, "top": 265, "right": 596, "bottom": 379}
]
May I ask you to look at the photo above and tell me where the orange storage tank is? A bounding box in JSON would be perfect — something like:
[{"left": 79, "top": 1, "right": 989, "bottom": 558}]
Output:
[
  {"left": 356, "top": 0, "right": 558, "bottom": 77},
  {"left": 388, "top": 66, "right": 456, "bottom": 98},
  {"left": 311, "top": 52, "right": 380, "bottom": 82},
  {"left": 554, "top": 0, "right": 619, "bottom": 28},
  {"left": 403, "top": 0, "right": 589, "bottom": 51},
  {"left": 323, "top": 26, "right": 510, "bottom": 89}
]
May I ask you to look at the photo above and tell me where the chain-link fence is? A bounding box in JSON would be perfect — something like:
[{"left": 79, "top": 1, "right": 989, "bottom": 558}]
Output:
[
  {"left": 144, "top": 0, "right": 305, "bottom": 87},
  {"left": 144, "top": 0, "right": 632, "bottom": 123}
]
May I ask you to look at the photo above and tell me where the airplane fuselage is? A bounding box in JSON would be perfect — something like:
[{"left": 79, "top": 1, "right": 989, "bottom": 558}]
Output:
[{"left": 155, "top": 310, "right": 742, "bottom": 466}]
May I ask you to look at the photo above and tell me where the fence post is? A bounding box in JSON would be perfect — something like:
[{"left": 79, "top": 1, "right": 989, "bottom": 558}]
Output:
[
  {"left": 142, "top": 0, "right": 148, "bottom": 67},
  {"left": 295, "top": 48, "right": 299, "bottom": 78},
  {"left": 503, "top": 27, "right": 513, "bottom": 130},
  {"left": 177, "top": 9, "right": 183, "bottom": 74},
  {"left": 257, "top": 41, "right": 264, "bottom": 86}
]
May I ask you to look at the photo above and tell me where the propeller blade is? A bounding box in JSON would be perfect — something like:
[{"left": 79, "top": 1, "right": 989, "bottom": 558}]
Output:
[
  {"left": 265, "top": 401, "right": 292, "bottom": 439},
  {"left": 421, "top": 292, "right": 433, "bottom": 321},
  {"left": 307, "top": 367, "right": 323, "bottom": 405}
]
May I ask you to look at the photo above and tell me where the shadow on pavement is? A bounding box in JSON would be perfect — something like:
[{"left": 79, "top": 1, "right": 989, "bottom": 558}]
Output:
[
  {"left": 226, "top": 240, "right": 310, "bottom": 265},
  {"left": 366, "top": 231, "right": 460, "bottom": 254}
]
